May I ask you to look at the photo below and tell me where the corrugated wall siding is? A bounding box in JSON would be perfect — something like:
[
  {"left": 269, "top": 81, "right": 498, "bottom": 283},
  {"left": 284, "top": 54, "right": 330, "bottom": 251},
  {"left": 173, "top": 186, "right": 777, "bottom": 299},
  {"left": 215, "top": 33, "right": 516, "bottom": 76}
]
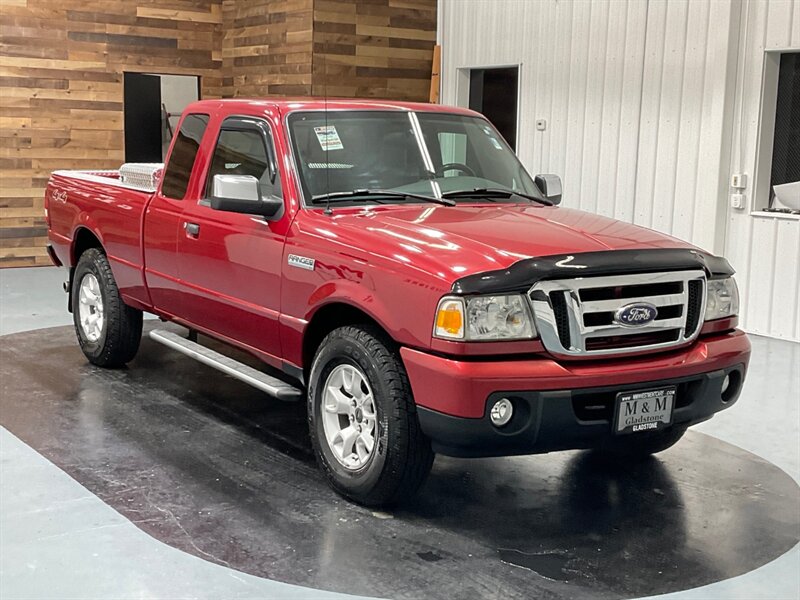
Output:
[
  {"left": 440, "top": 0, "right": 735, "bottom": 251},
  {"left": 440, "top": 0, "right": 799, "bottom": 341},
  {"left": 725, "top": 0, "right": 800, "bottom": 341}
]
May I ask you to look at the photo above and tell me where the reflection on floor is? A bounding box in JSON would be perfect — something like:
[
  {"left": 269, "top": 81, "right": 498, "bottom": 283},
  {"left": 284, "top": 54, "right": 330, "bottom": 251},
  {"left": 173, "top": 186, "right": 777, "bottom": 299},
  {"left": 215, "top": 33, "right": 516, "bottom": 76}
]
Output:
[{"left": 1, "top": 267, "right": 799, "bottom": 600}]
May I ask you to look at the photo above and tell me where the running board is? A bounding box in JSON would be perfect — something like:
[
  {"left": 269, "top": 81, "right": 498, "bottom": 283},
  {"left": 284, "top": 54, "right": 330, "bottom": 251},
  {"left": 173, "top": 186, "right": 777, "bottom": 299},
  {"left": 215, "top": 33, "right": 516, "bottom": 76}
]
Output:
[{"left": 149, "top": 329, "right": 303, "bottom": 402}]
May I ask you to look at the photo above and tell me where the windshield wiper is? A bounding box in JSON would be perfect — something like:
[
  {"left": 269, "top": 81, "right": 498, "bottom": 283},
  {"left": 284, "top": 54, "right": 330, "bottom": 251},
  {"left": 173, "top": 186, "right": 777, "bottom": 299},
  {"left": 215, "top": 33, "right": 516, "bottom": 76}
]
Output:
[
  {"left": 440, "top": 187, "right": 553, "bottom": 206},
  {"left": 311, "top": 189, "right": 455, "bottom": 207}
]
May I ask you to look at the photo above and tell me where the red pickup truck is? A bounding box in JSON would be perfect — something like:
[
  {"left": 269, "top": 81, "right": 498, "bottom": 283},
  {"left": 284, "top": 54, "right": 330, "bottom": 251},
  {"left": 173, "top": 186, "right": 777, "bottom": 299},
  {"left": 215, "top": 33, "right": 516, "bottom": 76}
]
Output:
[{"left": 46, "top": 99, "right": 750, "bottom": 506}]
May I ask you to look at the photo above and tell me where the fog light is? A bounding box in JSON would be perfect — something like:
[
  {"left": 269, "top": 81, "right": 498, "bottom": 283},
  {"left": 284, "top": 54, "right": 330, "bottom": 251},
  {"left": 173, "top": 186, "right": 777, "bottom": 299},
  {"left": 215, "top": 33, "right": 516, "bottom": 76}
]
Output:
[
  {"left": 721, "top": 374, "right": 731, "bottom": 395},
  {"left": 721, "top": 370, "right": 742, "bottom": 403},
  {"left": 490, "top": 398, "right": 514, "bottom": 427}
]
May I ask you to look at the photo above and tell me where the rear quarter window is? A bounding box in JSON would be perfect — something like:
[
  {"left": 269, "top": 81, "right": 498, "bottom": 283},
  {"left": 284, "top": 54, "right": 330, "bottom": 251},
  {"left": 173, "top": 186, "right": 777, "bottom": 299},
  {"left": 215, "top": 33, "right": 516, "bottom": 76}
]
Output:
[{"left": 161, "top": 114, "right": 209, "bottom": 199}]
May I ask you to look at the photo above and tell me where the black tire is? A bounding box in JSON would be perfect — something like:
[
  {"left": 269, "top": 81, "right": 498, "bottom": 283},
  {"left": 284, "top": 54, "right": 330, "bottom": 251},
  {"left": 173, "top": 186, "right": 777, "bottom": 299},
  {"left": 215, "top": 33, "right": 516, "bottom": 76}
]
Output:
[
  {"left": 308, "top": 324, "right": 434, "bottom": 507},
  {"left": 594, "top": 425, "right": 688, "bottom": 461},
  {"left": 72, "top": 248, "right": 142, "bottom": 368}
]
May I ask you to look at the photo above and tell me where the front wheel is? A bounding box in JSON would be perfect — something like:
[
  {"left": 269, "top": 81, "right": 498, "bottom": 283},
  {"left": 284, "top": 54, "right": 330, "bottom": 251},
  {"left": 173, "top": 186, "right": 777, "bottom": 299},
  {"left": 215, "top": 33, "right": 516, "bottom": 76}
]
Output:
[
  {"left": 72, "top": 248, "right": 143, "bottom": 368},
  {"left": 308, "top": 325, "right": 434, "bottom": 507}
]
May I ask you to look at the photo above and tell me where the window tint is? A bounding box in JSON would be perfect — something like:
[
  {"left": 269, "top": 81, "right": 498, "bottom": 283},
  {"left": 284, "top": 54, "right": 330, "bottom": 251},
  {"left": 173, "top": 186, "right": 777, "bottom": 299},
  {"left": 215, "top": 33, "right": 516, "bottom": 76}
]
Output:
[
  {"left": 417, "top": 113, "right": 536, "bottom": 191},
  {"left": 206, "top": 127, "right": 281, "bottom": 199},
  {"left": 288, "top": 111, "right": 428, "bottom": 199},
  {"left": 438, "top": 132, "right": 468, "bottom": 174},
  {"left": 161, "top": 114, "right": 209, "bottom": 199},
  {"left": 288, "top": 111, "right": 538, "bottom": 205}
]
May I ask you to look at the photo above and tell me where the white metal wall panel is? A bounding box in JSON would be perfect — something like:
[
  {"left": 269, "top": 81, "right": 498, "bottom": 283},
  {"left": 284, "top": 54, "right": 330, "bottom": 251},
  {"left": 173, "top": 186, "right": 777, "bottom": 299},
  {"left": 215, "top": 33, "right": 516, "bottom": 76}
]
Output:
[
  {"left": 440, "top": 0, "right": 800, "bottom": 340},
  {"left": 441, "top": 0, "right": 730, "bottom": 251},
  {"left": 610, "top": 1, "right": 650, "bottom": 224},
  {"left": 724, "top": 0, "right": 800, "bottom": 341},
  {"left": 440, "top": 0, "right": 650, "bottom": 224},
  {"left": 632, "top": 0, "right": 735, "bottom": 253}
]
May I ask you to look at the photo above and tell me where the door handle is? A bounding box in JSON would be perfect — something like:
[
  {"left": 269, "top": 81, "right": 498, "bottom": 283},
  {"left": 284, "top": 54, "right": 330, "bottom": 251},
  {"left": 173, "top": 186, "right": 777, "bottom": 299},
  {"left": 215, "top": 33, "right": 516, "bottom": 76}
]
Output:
[{"left": 183, "top": 222, "right": 200, "bottom": 238}]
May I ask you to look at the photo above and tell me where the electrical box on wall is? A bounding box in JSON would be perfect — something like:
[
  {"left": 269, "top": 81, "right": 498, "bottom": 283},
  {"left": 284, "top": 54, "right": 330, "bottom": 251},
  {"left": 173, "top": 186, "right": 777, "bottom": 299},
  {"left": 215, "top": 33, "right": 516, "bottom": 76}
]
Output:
[
  {"left": 535, "top": 119, "right": 547, "bottom": 131},
  {"left": 730, "top": 173, "right": 747, "bottom": 189},
  {"left": 730, "top": 193, "right": 745, "bottom": 210}
]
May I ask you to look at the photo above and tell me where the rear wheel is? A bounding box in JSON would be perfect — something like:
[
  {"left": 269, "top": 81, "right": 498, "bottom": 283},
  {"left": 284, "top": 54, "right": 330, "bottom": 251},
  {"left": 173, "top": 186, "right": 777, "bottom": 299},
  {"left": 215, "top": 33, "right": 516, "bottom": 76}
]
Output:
[
  {"left": 72, "top": 248, "right": 142, "bottom": 367},
  {"left": 308, "top": 325, "right": 434, "bottom": 507},
  {"left": 594, "top": 425, "right": 688, "bottom": 461}
]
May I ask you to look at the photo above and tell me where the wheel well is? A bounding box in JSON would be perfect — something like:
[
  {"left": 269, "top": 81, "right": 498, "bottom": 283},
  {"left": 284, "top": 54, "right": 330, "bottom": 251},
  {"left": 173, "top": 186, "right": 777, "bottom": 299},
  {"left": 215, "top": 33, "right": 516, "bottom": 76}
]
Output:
[
  {"left": 72, "top": 228, "right": 103, "bottom": 264},
  {"left": 302, "top": 303, "right": 391, "bottom": 376},
  {"left": 66, "top": 228, "right": 103, "bottom": 314}
]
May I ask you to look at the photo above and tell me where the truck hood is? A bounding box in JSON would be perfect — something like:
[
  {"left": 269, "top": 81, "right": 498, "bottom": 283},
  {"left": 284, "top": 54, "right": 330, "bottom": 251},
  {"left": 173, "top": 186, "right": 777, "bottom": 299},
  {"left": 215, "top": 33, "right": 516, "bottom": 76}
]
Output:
[{"left": 319, "top": 203, "right": 695, "bottom": 284}]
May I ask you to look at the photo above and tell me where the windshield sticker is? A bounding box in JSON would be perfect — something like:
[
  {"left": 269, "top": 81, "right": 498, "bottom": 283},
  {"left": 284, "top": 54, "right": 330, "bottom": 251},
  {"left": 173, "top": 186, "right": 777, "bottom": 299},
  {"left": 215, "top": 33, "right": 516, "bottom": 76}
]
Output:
[{"left": 314, "top": 125, "right": 344, "bottom": 151}]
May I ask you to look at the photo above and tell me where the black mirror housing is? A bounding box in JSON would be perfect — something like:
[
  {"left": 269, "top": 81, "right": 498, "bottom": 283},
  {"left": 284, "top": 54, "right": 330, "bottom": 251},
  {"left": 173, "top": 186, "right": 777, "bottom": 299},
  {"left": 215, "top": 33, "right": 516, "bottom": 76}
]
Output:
[
  {"left": 534, "top": 174, "right": 562, "bottom": 205},
  {"left": 210, "top": 195, "right": 283, "bottom": 218}
]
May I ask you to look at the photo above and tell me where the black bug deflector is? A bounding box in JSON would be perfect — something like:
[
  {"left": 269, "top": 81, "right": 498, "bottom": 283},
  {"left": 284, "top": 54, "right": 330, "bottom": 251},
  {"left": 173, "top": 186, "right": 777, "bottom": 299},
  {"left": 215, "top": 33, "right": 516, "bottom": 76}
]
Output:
[{"left": 451, "top": 248, "right": 735, "bottom": 295}]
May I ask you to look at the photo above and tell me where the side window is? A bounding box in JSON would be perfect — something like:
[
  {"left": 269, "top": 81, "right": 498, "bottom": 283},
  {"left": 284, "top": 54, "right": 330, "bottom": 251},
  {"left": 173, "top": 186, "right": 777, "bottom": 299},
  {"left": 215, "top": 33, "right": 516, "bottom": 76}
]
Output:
[
  {"left": 161, "top": 114, "right": 209, "bottom": 199},
  {"left": 438, "top": 132, "right": 468, "bottom": 175},
  {"left": 206, "top": 124, "right": 282, "bottom": 200}
]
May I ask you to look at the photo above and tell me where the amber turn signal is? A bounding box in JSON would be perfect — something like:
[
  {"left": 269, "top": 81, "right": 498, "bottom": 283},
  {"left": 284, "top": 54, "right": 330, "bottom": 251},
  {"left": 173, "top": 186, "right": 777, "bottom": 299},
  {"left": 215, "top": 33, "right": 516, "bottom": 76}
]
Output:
[{"left": 434, "top": 298, "right": 465, "bottom": 339}]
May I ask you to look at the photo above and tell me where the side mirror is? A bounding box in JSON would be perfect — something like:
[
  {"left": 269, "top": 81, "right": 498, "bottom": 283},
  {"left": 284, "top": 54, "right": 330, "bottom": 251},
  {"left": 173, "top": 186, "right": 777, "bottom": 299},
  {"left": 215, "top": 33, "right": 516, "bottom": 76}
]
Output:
[
  {"left": 534, "top": 174, "right": 562, "bottom": 205},
  {"left": 210, "top": 174, "right": 283, "bottom": 219}
]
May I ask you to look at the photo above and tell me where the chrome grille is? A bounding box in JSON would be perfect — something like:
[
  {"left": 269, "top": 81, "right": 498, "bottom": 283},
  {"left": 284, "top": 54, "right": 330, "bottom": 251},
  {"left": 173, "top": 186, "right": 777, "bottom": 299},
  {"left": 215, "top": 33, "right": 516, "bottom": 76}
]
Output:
[{"left": 529, "top": 270, "right": 706, "bottom": 357}]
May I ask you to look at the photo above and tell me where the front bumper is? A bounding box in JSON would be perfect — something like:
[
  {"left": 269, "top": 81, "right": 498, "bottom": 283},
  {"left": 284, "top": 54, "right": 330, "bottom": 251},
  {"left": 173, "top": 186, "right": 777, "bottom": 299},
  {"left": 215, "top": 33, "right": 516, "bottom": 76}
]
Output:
[{"left": 401, "top": 330, "right": 750, "bottom": 457}]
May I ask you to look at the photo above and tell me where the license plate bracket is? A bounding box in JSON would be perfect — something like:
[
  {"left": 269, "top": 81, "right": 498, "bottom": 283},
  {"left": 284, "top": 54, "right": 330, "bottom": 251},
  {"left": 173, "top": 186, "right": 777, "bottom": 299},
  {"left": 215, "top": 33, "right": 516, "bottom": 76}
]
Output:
[{"left": 613, "top": 386, "right": 676, "bottom": 435}]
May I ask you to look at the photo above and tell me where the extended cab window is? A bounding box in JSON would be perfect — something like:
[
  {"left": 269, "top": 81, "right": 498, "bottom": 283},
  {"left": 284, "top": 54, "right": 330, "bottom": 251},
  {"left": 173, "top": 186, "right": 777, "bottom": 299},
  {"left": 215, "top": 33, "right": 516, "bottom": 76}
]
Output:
[
  {"left": 161, "top": 114, "right": 209, "bottom": 200},
  {"left": 206, "top": 122, "right": 282, "bottom": 200}
]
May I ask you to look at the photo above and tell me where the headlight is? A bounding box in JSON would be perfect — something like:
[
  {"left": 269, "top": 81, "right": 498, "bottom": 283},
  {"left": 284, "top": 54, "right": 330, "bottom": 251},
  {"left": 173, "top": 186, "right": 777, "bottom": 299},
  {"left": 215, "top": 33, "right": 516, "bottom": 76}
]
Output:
[
  {"left": 434, "top": 294, "right": 536, "bottom": 341},
  {"left": 704, "top": 277, "right": 739, "bottom": 321}
]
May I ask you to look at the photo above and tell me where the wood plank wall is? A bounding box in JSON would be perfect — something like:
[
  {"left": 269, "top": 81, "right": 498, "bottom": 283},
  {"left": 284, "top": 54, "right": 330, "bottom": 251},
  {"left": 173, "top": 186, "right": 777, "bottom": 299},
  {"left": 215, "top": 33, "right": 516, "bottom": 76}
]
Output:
[
  {"left": 0, "top": 0, "right": 223, "bottom": 267},
  {"left": 221, "top": 0, "right": 314, "bottom": 98},
  {"left": 0, "top": 0, "right": 436, "bottom": 267},
  {"left": 312, "top": 0, "right": 436, "bottom": 101}
]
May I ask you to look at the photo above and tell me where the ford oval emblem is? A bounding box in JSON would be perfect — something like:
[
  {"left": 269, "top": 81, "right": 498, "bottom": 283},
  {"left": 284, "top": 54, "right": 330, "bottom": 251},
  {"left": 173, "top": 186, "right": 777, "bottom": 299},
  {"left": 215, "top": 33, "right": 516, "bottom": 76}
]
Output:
[{"left": 614, "top": 302, "right": 658, "bottom": 327}]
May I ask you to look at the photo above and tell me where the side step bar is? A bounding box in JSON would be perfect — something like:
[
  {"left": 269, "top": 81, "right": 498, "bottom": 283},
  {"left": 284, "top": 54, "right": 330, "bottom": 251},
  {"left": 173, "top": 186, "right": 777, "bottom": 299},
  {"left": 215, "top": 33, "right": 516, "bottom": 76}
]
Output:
[{"left": 149, "top": 329, "right": 303, "bottom": 401}]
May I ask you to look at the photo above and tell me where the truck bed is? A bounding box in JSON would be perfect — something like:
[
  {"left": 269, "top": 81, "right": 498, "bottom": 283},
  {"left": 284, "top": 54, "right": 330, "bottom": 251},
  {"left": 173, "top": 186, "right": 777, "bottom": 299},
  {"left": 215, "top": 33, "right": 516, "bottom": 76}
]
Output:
[{"left": 45, "top": 165, "right": 164, "bottom": 311}]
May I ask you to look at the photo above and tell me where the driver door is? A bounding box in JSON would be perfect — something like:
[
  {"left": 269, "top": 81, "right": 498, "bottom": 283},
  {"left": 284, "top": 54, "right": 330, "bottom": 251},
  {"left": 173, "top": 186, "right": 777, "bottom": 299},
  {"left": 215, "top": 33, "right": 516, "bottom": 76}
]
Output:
[
  {"left": 176, "top": 116, "right": 287, "bottom": 364},
  {"left": 144, "top": 113, "right": 210, "bottom": 317}
]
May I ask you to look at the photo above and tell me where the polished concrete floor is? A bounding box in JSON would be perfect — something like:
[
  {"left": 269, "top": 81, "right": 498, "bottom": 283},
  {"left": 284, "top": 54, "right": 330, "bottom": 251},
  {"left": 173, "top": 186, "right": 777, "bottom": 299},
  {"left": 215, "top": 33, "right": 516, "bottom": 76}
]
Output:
[{"left": 1, "top": 267, "right": 799, "bottom": 599}]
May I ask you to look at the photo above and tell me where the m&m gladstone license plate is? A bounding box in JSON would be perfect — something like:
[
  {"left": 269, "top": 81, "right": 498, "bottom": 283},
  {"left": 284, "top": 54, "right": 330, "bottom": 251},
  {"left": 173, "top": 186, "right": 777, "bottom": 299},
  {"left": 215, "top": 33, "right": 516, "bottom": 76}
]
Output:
[{"left": 614, "top": 387, "right": 676, "bottom": 435}]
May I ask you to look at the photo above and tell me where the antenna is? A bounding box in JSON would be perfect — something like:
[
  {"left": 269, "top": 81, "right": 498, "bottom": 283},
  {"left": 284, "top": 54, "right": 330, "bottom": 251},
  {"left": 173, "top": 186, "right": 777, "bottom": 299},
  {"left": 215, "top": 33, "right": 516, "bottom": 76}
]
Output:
[{"left": 322, "top": 51, "right": 332, "bottom": 216}]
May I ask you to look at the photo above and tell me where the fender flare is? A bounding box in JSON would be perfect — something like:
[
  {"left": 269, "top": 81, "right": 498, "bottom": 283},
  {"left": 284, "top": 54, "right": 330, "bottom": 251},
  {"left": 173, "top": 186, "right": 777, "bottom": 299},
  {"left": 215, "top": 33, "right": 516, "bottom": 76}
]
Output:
[{"left": 302, "top": 279, "right": 400, "bottom": 339}]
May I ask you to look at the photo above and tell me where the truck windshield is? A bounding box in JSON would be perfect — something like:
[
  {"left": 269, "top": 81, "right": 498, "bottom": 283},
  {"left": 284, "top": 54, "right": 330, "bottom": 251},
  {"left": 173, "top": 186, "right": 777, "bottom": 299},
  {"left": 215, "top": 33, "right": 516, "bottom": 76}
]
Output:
[{"left": 287, "top": 110, "right": 541, "bottom": 206}]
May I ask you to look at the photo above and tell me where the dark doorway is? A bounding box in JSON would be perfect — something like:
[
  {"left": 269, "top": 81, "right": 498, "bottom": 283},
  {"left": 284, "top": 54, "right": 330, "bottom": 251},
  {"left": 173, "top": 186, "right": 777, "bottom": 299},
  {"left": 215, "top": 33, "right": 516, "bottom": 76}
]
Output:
[
  {"left": 469, "top": 67, "right": 519, "bottom": 151},
  {"left": 124, "top": 73, "right": 201, "bottom": 163},
  {"left": 769, "top": 51, "right": 799, "bottom": 208},
  {"left": 124, "top": 73, "right": 162, "bottom": 163}
]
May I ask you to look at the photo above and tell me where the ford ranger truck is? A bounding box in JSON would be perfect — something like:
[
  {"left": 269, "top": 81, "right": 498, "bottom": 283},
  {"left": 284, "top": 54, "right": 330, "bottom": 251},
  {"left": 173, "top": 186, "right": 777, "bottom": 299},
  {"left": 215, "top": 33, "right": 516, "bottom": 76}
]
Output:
[{"left": 45, "top": 99, "right": 751, "bottom": 506}]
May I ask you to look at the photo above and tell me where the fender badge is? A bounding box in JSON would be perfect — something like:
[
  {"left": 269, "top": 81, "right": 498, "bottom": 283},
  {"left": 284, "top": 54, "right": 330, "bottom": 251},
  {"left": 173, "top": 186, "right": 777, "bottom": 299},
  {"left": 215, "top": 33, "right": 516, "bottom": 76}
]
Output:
[
  {"left": 288, "top": 254, "right": 315, "bottom": 271},
  {"left": 555, "top": 255, "right": 587, "bottom": 269}
]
